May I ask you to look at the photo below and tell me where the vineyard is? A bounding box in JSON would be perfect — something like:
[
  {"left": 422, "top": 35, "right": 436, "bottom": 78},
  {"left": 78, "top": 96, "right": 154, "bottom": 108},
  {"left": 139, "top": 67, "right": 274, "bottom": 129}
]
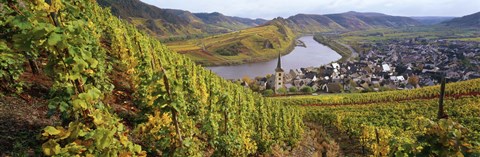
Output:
[
  {"left": 273, "top": 78, "right": 480, "bottom": 106},
  {"left": 279, "top": 80, "right": 480, "bottom": 156},
  {"left": 0, "top": 0, "right": 302, "bottom": 156}
]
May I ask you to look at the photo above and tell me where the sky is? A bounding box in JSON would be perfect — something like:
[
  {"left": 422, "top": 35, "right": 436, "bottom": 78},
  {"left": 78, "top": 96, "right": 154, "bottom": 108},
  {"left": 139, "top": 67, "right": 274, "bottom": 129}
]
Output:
[{"left": 140, "top": 0, "right": 479, "bottom": 20}]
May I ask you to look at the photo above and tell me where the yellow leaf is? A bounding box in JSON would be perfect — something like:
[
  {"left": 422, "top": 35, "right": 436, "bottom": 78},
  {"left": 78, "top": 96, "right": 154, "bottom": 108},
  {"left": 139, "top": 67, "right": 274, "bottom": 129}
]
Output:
[
  {"left": 43, "top": 126, "right": 61, "bottom": 136},
  {"left": 42, "top": 140, "right": 60, "bottom": 156}
]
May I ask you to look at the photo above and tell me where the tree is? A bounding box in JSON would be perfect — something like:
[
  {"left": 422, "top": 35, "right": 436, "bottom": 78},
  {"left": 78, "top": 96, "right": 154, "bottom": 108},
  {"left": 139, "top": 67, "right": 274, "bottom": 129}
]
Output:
[
  {"left": 242, "top": 75, "right": 252, "bottom": 84},
  {"left": 408, "top": 75, "right": 420, "bottom": 86},
  {"left": 288, "top": 87, "right": 298, "bottom": 93}
]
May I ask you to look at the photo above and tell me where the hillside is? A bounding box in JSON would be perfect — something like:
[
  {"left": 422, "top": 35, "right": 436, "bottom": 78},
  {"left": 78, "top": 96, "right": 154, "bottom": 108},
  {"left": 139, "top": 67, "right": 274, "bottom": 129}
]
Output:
[
  {"left": 287, "top": 11, "right": 420, "bottom": 33},
  {"left": 97, "top": 0, "right": 266, "bottom": 39},
  {"left": 0, "top": 1, "right": 302, "bottom": 156},
  {"left": 194, "top": 12, "right": 267, "bottom": 30},
  {"left": 273, "top": 79, "right": 480, "bottom": 156},
  {"left": 166, "top": 18, "right": 296, "bottom": 66},
  {"left": 286, "top": 14, "right": 345, "bottom": 32},
  {"left": 410, "top": 16, "right": 456, "bottom": 25},
  {"left": 442, "top": 11, "right": 480, "bottom": 27}
]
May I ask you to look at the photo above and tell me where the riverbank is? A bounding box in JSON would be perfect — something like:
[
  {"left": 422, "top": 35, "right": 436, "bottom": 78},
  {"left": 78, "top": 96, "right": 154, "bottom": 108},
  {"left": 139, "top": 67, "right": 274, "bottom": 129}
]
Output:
[{"left": 313, "top": 35, "right": 354, "bottom": 62}]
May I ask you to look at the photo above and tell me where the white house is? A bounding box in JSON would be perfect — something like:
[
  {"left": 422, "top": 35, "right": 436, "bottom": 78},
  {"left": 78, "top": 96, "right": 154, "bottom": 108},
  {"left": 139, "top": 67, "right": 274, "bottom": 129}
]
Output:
[
  {"left": 332, "top": 63, "right": 340, "bottom": 69},
  {"left": 382, "top": 64, "right": 391, "bottom": 72}
]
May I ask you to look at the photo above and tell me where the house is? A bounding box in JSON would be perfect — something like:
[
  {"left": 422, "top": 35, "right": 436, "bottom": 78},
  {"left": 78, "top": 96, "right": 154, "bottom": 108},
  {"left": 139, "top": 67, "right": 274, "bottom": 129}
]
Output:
[
  {"left": 382, "top": 64, "right": 391, "bottom": 72},
  {"left": 289, "top": 69, "right": 302, "bottom": 78},
  {"left": 332, "top": 63, "right": 340, "bottom": 69},
  {"left": 321, "top": 83, "right": 342, "bottom": 93},
  {"left": 304, "top": 71, "right": 318, "bottom": 80}
]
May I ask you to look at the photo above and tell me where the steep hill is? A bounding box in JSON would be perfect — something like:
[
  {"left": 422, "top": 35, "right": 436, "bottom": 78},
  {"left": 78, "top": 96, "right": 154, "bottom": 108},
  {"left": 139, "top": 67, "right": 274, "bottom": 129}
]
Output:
[
  {"left": 442, "top": 11, "right": 480, "bottom": 27},
  {"left": 97, "top": 0, "right": 266, "bottom": 38},
  {"left": 166, "top": 18, "right": 296, "bottom": 66},
  {"left": 0, "top": 1, "right": 301, "bottom": 156},
  {"left": 287, "top": 11, "right": 420, "bottom": 33}
]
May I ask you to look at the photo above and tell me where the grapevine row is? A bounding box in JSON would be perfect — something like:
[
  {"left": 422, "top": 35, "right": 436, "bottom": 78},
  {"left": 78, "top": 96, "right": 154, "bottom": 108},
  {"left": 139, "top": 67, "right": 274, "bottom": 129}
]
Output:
[
  {"left": 0, "top": 0, "right": 304, "bottom": 156},
  {"left": 274, "top": 78, "right": 480, "bottom": 106},
  {"left": 304, "top": 96, "right": 480, "bottom": 156}
]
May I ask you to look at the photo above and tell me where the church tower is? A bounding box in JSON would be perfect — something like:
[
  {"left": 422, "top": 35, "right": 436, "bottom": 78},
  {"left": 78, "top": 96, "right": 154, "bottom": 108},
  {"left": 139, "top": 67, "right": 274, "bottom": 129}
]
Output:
[{"left": 274, "top": 53, "right": 284, "bottom": 92}]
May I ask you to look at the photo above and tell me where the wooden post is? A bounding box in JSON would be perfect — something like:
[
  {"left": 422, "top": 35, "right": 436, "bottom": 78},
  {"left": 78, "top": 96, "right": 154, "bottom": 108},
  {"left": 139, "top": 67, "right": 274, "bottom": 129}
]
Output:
[
  {"left": 438, "top": 77, "right": 446, "bottom": 119},
  {"left": 375, "top": 128, "right": 382, "bottom": 156}
]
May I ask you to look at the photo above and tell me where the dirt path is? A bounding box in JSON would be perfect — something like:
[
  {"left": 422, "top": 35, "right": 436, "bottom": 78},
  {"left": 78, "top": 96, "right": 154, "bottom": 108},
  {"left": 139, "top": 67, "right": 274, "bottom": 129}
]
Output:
[{"left": 275, "top": 122, "right": 342, "bottom": 157}]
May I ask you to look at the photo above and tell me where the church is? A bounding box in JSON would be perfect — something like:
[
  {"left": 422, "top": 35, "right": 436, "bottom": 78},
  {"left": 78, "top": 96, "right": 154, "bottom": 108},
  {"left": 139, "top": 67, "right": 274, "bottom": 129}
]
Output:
[{"left": 271, "top": 53, "right": 285, "bottom": 93}]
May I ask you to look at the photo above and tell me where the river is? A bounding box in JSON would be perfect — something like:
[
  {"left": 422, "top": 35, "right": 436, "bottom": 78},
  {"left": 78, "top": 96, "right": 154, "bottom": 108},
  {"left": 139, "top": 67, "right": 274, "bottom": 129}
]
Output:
[{"left": 206, "top": 36, "right": 342, "bottom": 79}]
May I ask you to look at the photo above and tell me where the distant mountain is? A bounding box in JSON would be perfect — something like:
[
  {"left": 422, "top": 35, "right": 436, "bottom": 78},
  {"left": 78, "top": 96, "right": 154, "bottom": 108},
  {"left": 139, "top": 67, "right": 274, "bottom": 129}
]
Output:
[
  {"left": 442, "top": 12, "right": 480, "bottom": 27},
  {"left": 286, "top": 14, "right": 344, "bottom": 32},
  {"left": 97, "top": 0, "right": 267, "bottom": 38},
  {"left": 410, "top": 16, "right": 456, "bottom": 25},
  {"left": 287, "top": 11, "right": 420, "bottom": 33}
]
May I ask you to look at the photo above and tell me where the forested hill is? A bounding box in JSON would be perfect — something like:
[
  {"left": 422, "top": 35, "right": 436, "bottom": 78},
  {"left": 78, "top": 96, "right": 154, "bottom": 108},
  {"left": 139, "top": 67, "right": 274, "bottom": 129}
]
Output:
[
  {"left": 0, "top": 0, "right": 302, "bottom": 156},
  {"left": 97, "top": 0, "right": 267, "bottom": 38}
]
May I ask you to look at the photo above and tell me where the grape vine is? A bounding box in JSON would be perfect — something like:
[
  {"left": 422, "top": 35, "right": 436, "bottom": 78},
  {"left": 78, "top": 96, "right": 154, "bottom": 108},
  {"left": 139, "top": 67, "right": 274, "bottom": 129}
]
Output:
[{"left": 0, "top": 0, "right": 304, "bottom": 156}]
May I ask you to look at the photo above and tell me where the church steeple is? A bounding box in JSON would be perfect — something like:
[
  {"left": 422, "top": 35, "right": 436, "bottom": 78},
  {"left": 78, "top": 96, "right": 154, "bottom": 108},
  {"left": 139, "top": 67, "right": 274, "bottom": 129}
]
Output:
[
  {"left": 273, "top": 53, "right": 284, "bottom": 91},
  {"left": 275, "top": 53, "right": 284, "bottom": 72}
]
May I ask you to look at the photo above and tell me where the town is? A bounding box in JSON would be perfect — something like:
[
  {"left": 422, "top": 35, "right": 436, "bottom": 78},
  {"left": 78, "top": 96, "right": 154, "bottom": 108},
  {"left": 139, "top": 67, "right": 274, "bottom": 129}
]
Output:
[{"left": 241, "top": 38, "right": 480, "bottom": 95}]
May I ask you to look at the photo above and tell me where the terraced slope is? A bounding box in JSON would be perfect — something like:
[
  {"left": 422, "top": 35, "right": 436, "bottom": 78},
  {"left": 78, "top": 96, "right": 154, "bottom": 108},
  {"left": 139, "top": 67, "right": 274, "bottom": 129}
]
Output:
[{"left": 166, "top": 18, "right": 296, "bottom": 66}]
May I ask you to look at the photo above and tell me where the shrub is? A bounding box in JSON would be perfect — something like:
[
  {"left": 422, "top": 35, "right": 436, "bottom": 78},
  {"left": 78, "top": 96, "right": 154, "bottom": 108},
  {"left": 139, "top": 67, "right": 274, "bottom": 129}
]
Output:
[
  {"left": 300, "top": 86, "right": 314, "bottom": 93},
  {"left": 288, "top": 87, "right": 298, "bottom": 93},
  {"left": 277, "top": 87, "right": 287, "bottom": 95},
  {"left": 263, "top": 89, "right": 274, "bottom": 96}
]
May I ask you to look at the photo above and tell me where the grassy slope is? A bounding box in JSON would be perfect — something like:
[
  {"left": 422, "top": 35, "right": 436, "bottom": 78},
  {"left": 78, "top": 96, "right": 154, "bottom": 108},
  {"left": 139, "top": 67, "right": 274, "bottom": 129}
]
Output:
[{"left": 166, "top": 19, "right": 296, "bottom": 66}]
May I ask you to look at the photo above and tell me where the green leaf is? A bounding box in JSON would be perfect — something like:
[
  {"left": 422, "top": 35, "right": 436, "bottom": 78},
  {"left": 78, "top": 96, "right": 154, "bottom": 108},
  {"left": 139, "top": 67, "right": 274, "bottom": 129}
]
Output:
[
  {"left": 133, "top": 145, "right": 142, "bottom": 153},
  {"left": 72, "top": 99, "right": 87, "bottom": 109},
  {"left": 48, "top": 33, "right": 62, "bottom": 46}
]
